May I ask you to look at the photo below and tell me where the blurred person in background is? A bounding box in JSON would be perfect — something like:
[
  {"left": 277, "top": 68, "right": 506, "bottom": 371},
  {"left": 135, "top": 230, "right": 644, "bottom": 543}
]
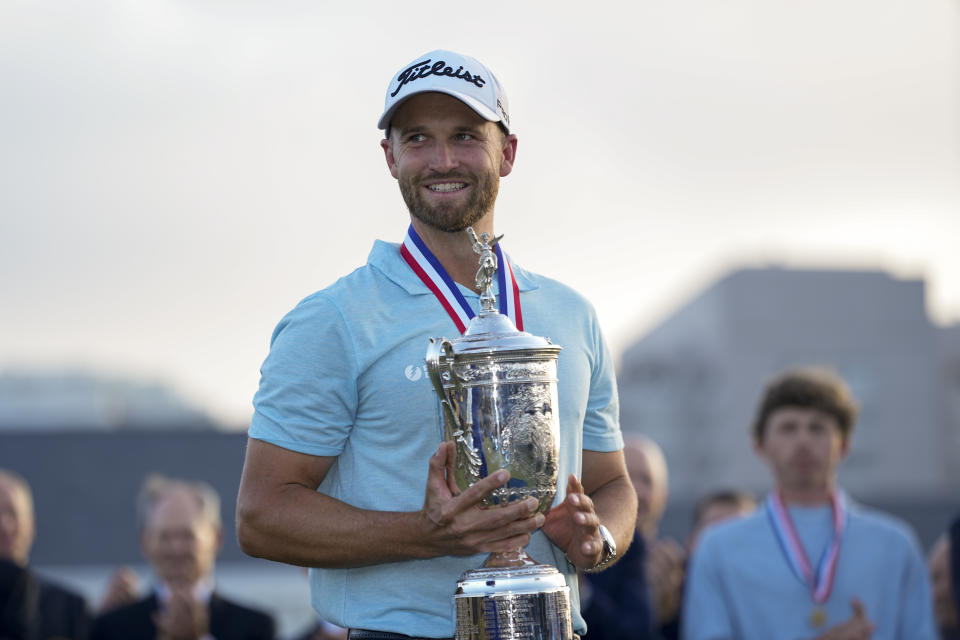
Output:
[
  {"left": 90, "top": 474, "right": 274, "bottom": 640},
  {"left": 685, "top": 489, "right": 757, "bottom": 553},
  {"left": 683, "top": 366, "right": 936, "bottom": 640},
  {"left": 0, "top": 468, "right": 89, "bottom": 640},
  {"left": 657, "top": 488, "right": 757, "bottom": 640},
  {"left": 928, "top": 515, "right": 960, "bottom": 640},
  {"left": 581, "top": 435, "right": 684, "bottom": 639}
]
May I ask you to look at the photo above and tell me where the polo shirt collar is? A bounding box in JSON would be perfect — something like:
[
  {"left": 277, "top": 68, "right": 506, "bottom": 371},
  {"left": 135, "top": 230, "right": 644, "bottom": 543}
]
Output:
[{"left": 367, "top": 239, "right": 538, "bottom": 297}]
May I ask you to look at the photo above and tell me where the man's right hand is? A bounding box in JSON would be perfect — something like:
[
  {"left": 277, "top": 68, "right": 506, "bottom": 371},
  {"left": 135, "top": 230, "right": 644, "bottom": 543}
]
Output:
[
  {"left": 814, "top": 598, "right": 875, "bottom": 640},
  {"left": 420, "top": 441, "right": 544, "bottom": 556},
  {"left": 153, "top": 588, "right": 209, "bottom": 640}
]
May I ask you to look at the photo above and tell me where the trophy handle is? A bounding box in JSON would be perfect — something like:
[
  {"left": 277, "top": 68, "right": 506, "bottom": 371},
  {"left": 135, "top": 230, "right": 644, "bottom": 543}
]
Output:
[
  {"left": 426, "top": 337, "right": 462, "bottom": 436},
  {"left": 426, "top": 338, "right": 483, "bottom": 483}
]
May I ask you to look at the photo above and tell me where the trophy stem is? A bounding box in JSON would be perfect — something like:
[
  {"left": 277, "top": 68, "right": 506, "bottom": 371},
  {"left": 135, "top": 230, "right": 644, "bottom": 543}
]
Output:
[{"left": 483, "top": 547, "right": 539, "bottom": 569}]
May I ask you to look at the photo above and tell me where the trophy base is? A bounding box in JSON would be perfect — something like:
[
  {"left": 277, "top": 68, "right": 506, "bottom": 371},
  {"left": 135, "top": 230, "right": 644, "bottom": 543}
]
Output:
[{"left": 454, "top": 565, "right": 573, "bottom": 640}]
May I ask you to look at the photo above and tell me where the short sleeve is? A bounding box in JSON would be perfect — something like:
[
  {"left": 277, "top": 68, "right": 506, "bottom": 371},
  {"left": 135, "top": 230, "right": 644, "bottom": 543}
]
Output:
[
  {"left": 581, "top": 310, "right": 622, "bottom": 453},
  {"left": 249, "top": 293, "right": 359, "bottom": 456}
]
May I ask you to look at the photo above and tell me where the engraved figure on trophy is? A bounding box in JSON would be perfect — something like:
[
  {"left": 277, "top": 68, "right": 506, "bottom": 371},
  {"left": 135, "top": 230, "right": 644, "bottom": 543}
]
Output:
[
  {"left": 426, "top": 227, "right": 573, "bottom": 640},
  {"left": 468, "top": 227, "right": 503, "bottom": 312}
]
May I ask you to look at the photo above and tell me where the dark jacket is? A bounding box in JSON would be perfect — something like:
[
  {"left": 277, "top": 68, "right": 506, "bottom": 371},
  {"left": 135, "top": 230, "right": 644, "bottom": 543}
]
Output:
[
  {"left": 89, "top": 592, "right": 274, "bottom": 640},
  {"left": 0, "top": 559, "right": 90, "bottom": 640},
  {"left": 581, "top": 531, "right": 655, "bottom": 640}
]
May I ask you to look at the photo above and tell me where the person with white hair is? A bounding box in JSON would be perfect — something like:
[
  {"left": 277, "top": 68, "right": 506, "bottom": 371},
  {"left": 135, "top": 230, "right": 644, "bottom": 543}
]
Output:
[
  {"left": 0, "top": 468, "right": 90, "bottom": 639},
  {"left": 90, "top": 474, "right": 275, "bottom": 640}
]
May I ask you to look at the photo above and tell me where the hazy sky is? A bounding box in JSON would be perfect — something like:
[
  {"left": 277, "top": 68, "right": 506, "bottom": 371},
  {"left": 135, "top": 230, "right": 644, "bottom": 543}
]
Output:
[{"left": 2, "top": 1, "right": 958, "bottom": 426}]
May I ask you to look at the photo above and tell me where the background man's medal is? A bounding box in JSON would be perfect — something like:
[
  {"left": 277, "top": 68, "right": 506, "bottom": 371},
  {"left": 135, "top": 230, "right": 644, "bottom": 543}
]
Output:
[
  {"left": 809, "top": 607, "right": 827, "bottom": 628},
  {"left": 766, "top": 492, "right": 847, "bottom": 636}
]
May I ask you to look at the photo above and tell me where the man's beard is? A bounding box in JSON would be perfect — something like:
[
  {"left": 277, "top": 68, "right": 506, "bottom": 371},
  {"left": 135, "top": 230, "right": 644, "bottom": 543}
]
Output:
[{"left": 399, "top": 169, "right": 499, "bottom": 233}]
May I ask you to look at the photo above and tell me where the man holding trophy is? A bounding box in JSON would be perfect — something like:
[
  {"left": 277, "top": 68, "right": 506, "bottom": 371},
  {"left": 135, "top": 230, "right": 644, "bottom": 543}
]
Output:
[{"left": 237, "top": 49, "right": 637, "bottom": 639}]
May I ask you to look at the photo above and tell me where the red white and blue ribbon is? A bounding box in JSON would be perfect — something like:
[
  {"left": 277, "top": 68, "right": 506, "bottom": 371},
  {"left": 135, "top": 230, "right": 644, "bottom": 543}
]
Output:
[
  {"left": 766, "top": 491, "right": 846, "bottom": 604},
  {"left": 400, "top": 224, "right": 523, "bottom": 335}
]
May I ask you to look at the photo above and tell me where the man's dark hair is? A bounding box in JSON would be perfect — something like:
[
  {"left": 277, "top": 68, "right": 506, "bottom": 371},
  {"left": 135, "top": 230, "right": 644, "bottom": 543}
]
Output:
[{"left": 751, "top": 366, "right": 859, "bottom": 443}]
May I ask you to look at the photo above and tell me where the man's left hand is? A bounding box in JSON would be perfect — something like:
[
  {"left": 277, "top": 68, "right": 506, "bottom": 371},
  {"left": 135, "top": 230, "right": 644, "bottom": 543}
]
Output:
[{"left": 542, "top": 474, "right": 604, "bottom": 569}]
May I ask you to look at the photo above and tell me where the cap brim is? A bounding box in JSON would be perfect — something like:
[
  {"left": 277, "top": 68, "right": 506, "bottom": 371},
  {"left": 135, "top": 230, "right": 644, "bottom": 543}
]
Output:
[{"left": 378, "top": 87, "right": 504, "bottom": 131}]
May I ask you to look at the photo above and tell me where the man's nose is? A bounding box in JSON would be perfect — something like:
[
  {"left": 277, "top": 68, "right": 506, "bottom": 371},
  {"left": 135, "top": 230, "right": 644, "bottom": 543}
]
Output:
[
  {"left": 428, "top": 141, "right": 459, "bottom": 172},
  {"left": 796, "top": 426, "right": 818, "bottom": 446},
  {"left": 168, "top": 537, "right": 194, "bottom": 554}
]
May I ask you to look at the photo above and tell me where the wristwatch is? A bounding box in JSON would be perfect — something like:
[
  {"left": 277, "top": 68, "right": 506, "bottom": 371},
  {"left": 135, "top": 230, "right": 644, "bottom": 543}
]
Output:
[{"left": 583, "top": 524, "right": 617, "bottom": 573}]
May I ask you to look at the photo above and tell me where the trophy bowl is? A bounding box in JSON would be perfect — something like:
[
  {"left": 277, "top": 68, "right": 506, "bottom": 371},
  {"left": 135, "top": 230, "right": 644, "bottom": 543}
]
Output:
[{"left": 427, "top": 319, "right": 561, "bottom": 562}]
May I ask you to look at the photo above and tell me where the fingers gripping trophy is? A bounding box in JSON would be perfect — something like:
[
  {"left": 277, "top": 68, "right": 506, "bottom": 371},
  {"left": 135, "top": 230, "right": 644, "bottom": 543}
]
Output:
[{"left": 426, "top": 228, "right": 572, "bottom": 640}]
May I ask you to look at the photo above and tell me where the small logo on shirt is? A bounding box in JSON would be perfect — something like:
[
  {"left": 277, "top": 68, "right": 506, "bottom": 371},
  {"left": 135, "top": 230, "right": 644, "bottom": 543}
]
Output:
[{"left": 405, "top": 364, "right": 425, "bottom": 382}]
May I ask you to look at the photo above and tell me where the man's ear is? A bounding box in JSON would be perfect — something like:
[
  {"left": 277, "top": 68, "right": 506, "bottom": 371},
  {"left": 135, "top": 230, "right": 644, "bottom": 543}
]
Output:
[
  {"left": 839, "top": 434, "right": 852, "bottom": 461},
  {"left": 499, "top": 133, "right": 518, "bottom": 178},
  {"left": 381, "top": 137, "right": 399, "bottom": 180}
]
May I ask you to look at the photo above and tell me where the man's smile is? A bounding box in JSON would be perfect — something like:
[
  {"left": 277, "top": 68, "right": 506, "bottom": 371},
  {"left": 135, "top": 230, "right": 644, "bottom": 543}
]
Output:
[{"left": 426, "top": 182, "right": 468, "bottom": 193}]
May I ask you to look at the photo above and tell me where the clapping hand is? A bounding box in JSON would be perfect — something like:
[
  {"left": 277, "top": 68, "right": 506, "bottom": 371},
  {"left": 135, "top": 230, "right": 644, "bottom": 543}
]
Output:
[{"left": 153, "top": 588, "right": 209, "bottom": 640}]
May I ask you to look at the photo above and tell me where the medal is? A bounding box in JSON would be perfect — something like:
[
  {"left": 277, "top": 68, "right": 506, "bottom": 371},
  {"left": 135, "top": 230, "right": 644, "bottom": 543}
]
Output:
[
  {"left": 400, "top": 224, "right": 523, "bottom": 334},
  {"left": 767, "top": 491, "right": 847, "bottom": 622},
  {"left": 809, "top": 607, "right": 827, "bottom": 628}
]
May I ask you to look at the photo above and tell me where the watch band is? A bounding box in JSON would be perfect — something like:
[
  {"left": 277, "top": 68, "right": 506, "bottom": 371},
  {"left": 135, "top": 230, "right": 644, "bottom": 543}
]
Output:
[{"left": 583, "top": 524, "right": 617, "bottom": 574}]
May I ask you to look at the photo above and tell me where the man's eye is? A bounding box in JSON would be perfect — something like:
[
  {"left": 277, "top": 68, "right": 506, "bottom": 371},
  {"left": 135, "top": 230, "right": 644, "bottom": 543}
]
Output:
[
  {"left": 455, "top": 133, "right": 475, "bottom": 141},
  {"left": 407, "top": 134, "right": 426, "bottom": 143}
]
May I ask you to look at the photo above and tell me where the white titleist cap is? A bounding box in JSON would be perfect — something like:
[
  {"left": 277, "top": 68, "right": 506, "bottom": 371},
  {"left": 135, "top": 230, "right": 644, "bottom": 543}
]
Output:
[{"left": 377, "top": 49, "right": 510, "bottom": 133}]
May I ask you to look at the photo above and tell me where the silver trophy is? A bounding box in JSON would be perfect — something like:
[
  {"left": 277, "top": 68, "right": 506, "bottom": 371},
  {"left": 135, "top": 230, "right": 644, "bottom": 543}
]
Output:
[{"left": 426, "top": 228, "right": 572, "bottom": 640}]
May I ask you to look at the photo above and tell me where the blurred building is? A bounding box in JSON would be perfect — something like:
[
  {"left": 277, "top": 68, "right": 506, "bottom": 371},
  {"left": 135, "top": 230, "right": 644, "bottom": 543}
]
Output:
[
  {"left": 0, "top": 370, "right": 217, "bottom": 430},
  {"left": 618, "top": 267, "right": 960, "bottom": 514}
]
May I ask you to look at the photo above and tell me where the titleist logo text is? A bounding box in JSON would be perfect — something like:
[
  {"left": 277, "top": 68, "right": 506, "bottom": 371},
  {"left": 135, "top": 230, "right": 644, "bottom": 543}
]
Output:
[{"left": 391, "top": 59, "right": 486, "bottom": 97}]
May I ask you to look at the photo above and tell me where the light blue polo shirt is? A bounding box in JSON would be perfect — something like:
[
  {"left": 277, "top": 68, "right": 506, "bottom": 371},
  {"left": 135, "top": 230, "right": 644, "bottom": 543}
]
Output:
[
  {"left": 250, "top": 239, "right": 622, "bottom": 637},
  {"left": 682, "top": 495, "right": 937, "bottom": 640}
]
